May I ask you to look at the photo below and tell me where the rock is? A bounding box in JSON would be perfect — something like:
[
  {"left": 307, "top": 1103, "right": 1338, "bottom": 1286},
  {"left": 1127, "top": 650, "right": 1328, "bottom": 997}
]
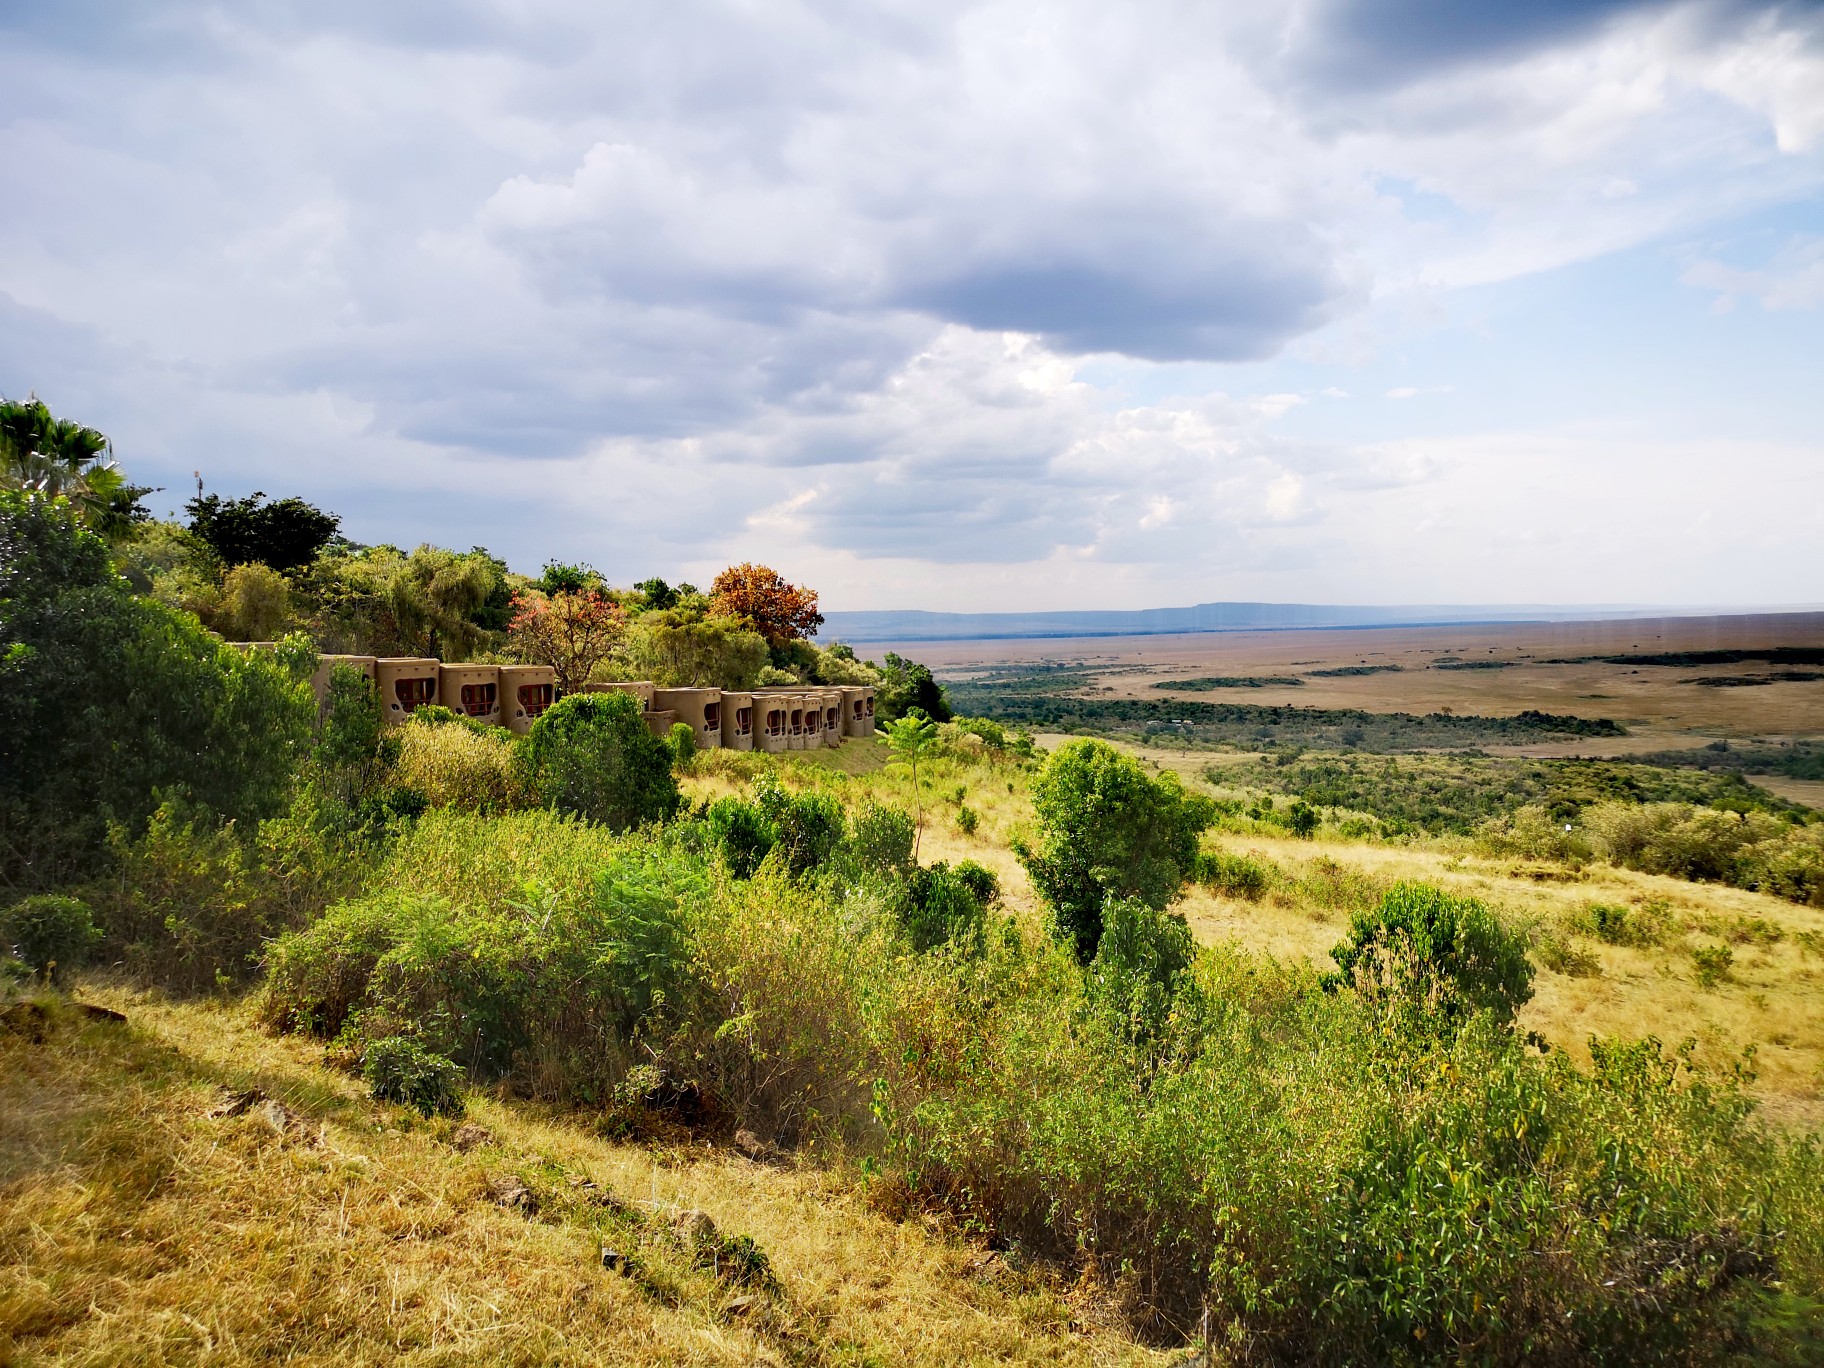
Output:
[
  {"left": 449, "top": 1123, "right": 494, "bottom": 1152},
  {"left": 719, "top": 1294, "right": 758, "bottom": 1319},
  {"left": 732, "top": 1129, "right": 783, "bottom": 1164},
  {"left": 488, "top": 1173, "right": 537, "bottom": 1214},
  {"left": 209, "top": 1087, "right": 266, "bottom": 1119},
  {"left": 672, "top": 1208, "right": 718, "bottom": 1249},
  {"left": 600, "top": 1245, "right": 629, "bottom": 1273}
]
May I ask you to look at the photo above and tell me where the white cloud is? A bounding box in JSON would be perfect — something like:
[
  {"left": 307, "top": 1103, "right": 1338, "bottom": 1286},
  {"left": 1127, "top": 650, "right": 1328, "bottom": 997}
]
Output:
[{"left": 0, "top": 0, "right": 1820, "bottom": 607}]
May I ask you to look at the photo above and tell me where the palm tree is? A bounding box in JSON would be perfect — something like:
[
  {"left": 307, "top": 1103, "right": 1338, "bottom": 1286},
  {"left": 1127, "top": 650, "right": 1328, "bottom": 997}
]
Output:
[{"left": 0, "top": 396, "right": 148, "bottom": 537}]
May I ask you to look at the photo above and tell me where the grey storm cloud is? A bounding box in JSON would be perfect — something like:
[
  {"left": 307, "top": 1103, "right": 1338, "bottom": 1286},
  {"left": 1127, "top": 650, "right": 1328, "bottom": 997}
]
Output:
[{"left": 2, "top": 0, "right": 1820, "bottom": 600}]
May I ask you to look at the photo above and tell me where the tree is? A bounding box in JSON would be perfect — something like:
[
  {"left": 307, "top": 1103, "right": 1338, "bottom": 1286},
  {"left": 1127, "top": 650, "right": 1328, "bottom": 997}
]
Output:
[
  {"left": 624, "top": 611, "right": 767, "bottom": 688},
  {"left": 186, "top": 491, "right": 340, "bottom": 572},
  {"left": 1016, "top": 738, "right": 1215, "bottom": 963},
  {"left": 885, "top": 710, "right": 939, "bottom": 861},
  {"left": 0, "top": 491, "right": 314, "bottom": 886},
  {"left": 307, "top": 543, "right": 505, "bottom": 658},
  {"left": 516, "top": 691, "right": 680, "bottom": 831},
  {"left": 1, "top": 396, "right": 151, "bottom": 538},
  {"left": 507, "top": 588, "right": 626, "bottom": 692},
  {"left": 875, "top": 651, "right": 951, "bottom": 723},
  {"left": 709, "top": 563, "right": 823, "bottom": 647},
  {"left": 633, "top": 577, "right": 679, "bottom": 611}
]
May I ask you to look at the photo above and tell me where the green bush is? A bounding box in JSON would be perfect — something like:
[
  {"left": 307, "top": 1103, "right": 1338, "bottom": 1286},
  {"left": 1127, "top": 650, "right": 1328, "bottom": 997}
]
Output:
[
  {"left": 393, "top": 713, "right": 526, "bottom": 812},
  {"left": 1571, "top": 899, "right": 1673, "bottom": 947},
  {"left": 263, "top": 829, "right": 705, "bottom": 1094},
  {"left": 667, "top": 720, "right": 697, "bottom": 771},
  {"left": 0, "top": 491, "right": 314, "bottom": 886},
  {"left": 704, "top": 795, "right": 776, "bottom": 878},
  {"left": 842, "top": 802, "right": 915, "bottom": 880},
  {"left": 1330, "top": 882, "right": 1535, "bottom": 1028},
  {"left": 754, "top": 776, "right": 845, "bottom": 879},
  {"left": 1086, "top": 895, "right": 1196, "bottom": 1047},
  {"left": 363, "top": 1035, "right": 466, "bottom": 1117},
  {"left": 1692, "top": 943, "right": 1735, "bottom": 989},
  {"left": 0, "top": 894, "right": 99, "bottom": 982},
  {"left": 517, "top": 691, "right": 679, "bottom": 831},
  {"left": 955, "top": 804, "right": 980, "bottom": 836},
  {"left": 1018, "top": 738, "right": 1215, "bottom": 963},
  {"left": 1192, "top": 848, "right": 1274, "bottom": 900},
  {"left": 899, "top": 860, "right": 996, "bottom": 953}
]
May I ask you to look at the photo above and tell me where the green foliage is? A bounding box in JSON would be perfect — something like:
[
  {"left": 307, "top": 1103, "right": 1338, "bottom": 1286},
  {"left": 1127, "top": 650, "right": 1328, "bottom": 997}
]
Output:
[
  {"left": 363, "top": 1035, "right": 466, "bottom": 1117},
  {"left": 0, "top": 894, "right": 99, "bottom": 982},
  {"left": 0, "top": 397, "right": 150, "bottom": 536},
  {"left": 874, "top": 652, "right": 951, "bottom": 723},
  {"left": 623, "top": 612, "right": 768, "bottom": 689},
  {"left": 1587, "top": 802, "right": 1824, "bottom": 905},
  {"left": 185, "top": 491, "right": 340, "bottom": 573},
  {"left": 841, "top": 802, "right": 916, "bottom": 881},
  {"left": 1192, "top": 848, "right": 1275, "bottom": 900},
  {"left": 1086, "top": 895, "right": 1196, "bottom": 1047},
  {"left": 393, "top": 715, "right": 526, "bottom": 813},
  {"left": 1330, "top": 882, "right": 1535, "bottom": 1028},
  {"left": 1018, "top": 738, "right": 1215, "bottom": 963},
  {"left": 0, "top": 491, "right": 314, "bottom": 886},
  {"left": 517, "top": 691, "right": 680, "bottom": 831},
  {"left": 955, "top": 804, "right": 979, "bottom": 835},
  {"left": 264, "top": 830, "right": 705, "bottom": 1089},
  {"left": 704, "top": 796, "right": 776, "bottom": 879},
  {"left": 1692, "top": 943, "right": 1736, "bottom": 989},
  {"left": 899, "top": 859, "right": 998, "bottom": 953},
  {"left": 1571, "top": 899, "right": 1674, "bottom": 947},
  {"left": 666, "top": 721, "right": 697, "bottom": 771}
]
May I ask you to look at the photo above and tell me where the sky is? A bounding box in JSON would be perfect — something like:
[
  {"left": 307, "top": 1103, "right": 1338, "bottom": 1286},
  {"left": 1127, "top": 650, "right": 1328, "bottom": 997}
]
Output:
[{"left": 2, "top": 0, "right": 1821, "bottom": 612}]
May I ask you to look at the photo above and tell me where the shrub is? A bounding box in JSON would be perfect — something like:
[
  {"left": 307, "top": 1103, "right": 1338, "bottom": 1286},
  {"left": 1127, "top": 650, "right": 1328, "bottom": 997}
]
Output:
[
  {"left": 704, "top": 796, "right": 775, "bottom": 878},
  {"left": 899, "top": 860, "right": 996, "bottom": 953},
  {"left": 1018, "top": 738, "right": 1215, "bottom": 963},
  {"left": 755, "top": 776, "right": 845, "bottom": 878},
  {"left": 1330, "top": 882, "right": 1535, "bottom": 1027},
  {"left": 0, "top": 894, "right": 99, "bottom": 982},
  {"left": 517, "top": 691, "right": 679, "bottom": 831},
  {"left": 1086, "top": 895, "right": 1197, "bottom": 1047},
  {"left": 1571, "top": 899, "right": 1672, "bottom": 947},
  {"left": 955, "top": 804, "right": 980, "bottom": 836},
  {"left": 363, "top": 1035, "right": 466, "bottom": 1117},
  {"left": 1692, "top": 943, "right": 1735, "bottom": 989},
  {"left": 393, "top": 715, "right": 526, "bottom": 812},
  {"left": 263, "top": 830, "right": 706, "bottom": 1094},
  {"left": 1534, "top": 929, "right": 1601, "bottom": 977},
  {"left": 849, "top": 803, "right": 914, "bottom": 873},
  {"left": 1474, "top": 804, "right": 1593, "bottom": 864},
  {"left": 667, "top": 720, "right": 697, "bottom": 771},
  {"left": 1192, "top": 849, "right": 1274, "bottom": 900}
]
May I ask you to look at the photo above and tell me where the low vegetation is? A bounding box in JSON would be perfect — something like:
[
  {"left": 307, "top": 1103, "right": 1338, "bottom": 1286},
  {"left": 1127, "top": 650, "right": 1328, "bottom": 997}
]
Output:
[{"left": 7, "top": 467, "right": 1824, "bottom": 1362}]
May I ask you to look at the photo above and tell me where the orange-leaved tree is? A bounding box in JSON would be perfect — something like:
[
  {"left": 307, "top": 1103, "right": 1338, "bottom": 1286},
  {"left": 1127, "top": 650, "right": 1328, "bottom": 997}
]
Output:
[
  {"left": 708, "top": 563, "right": 823, "bottom": 646},
  {"left": 507, "top": 589, "right": 626, "bottom": 693}
]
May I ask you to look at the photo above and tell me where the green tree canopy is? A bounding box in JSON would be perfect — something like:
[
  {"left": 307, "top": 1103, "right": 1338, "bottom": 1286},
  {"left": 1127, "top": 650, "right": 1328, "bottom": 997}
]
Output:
[
  {"left": 1017, "top": 738, "right": 1215, "bottom": 962},
  {"left": 516, "top": 691, "right": 680, "bottom": 831},
  {"left": 186, "top": 491, "right": 341, "bottom": 573},
  {"left": 0, "top": 491, "right": 314, "bottom": 886}
]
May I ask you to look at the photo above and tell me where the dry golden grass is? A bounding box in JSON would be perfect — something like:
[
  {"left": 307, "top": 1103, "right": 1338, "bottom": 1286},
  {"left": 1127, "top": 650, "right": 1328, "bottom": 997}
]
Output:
[{"left": 0, "top": 990, "right": 1166, "bottom": 1366}]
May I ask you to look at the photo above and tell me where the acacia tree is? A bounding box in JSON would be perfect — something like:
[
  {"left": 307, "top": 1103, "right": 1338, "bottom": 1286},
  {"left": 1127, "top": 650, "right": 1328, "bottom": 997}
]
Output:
[
  {"left": 709, "top": 563, "right": 823, "bottom": 647},
  {"left": 508, "top": 588, "right": 626, "bottom": 692}
]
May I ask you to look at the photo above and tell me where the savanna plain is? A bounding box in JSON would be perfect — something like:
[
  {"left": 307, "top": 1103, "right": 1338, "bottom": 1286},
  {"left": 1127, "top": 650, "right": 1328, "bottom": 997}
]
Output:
[{"left": 7, "top": 495, "right": 1824, "bottom": 1368}]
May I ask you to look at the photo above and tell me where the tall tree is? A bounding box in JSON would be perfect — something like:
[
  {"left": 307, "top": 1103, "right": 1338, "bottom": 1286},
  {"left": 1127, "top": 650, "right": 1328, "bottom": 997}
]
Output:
[
  {"left": 186, "top": 492, "right": 340, "bottom": 572},
  {"left": 709, "top": 563, "right": 823, "bottom": 646}
]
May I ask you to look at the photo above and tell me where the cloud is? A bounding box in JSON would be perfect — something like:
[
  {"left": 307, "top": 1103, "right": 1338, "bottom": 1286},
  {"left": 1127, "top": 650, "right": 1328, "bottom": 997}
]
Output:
[
  {"left": 0, "top": 0, "right": 1821, "bottom": 607},
  {"left": 1681, "top": 234, "right": 1824, "bottom": 309}
]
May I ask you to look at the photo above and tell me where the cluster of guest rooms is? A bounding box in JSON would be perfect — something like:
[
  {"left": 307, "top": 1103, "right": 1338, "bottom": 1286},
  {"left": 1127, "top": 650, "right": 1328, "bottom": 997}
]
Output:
[{"left": 308, "top": 655, "right": 878, "bottom": 751}]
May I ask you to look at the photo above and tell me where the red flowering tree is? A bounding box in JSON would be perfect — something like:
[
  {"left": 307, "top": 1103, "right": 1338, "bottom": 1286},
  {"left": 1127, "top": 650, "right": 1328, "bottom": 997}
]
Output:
[
  {"left": 708, "top": 563, "right": 823, "bottom": 646},
  {"left": 507, "top": 589, "right": 626, "bottom": 693}
]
